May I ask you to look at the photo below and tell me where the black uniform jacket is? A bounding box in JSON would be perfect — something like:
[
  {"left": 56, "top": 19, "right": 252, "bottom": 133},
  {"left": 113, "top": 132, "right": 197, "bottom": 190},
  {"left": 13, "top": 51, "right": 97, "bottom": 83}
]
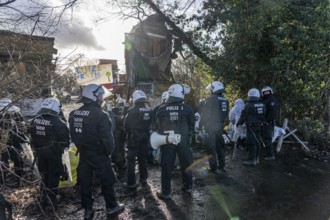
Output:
[
  {"left": 30, "top": 114, "right": 69, "bottom": 149},
  {"left": 154, "top": 101, "right": 195, "bottom": 136},
  {"left": 237, "top": 100, "right": 265, "bottom": 127},
  {"left": 69, "top": 102, "right": 115, "bottom": 155}
]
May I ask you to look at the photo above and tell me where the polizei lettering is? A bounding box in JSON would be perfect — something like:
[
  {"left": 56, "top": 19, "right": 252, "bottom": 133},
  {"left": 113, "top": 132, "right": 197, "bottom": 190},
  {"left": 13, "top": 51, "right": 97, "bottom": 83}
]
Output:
[
  {"left": 166, "top": 106, "right": 179, "bottom": 111},
  {"left": 73, "top": 110, "right": 90, "bottom": 116},
  {"left": 254, "top": 103, "right": 264, "bottom": 115},
  {"left": 34, "top": 118, "right": 51, "bottom": 126},
  {"left": 139, "top": 108, "right": 150, "bottom": 112}
]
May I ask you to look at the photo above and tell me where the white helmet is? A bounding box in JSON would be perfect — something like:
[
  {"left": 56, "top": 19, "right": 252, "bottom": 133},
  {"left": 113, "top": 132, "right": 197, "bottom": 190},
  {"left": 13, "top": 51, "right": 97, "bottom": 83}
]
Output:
[
  {"left": 0, "top": 98, "right": 12, "bottom": 106},
  {"left": 161, "top": 91, "right": 169, "bottom": 102},
  {"left": 247, "top": 88, "right": 260, "bottom": 101},
  {"left": 78, "top": 84, "right": 111, "bottom": 106},
  {"left": 206, "top": 81, "right": 226, "bottom": 93},
  {"left": 0, "top": 98, "right": 20, "bottom": 113},
  {"left": 6, "top": 105, "right": 20, "bottom": 113},
  {"left": 107, "top": 101, "right": 113, "bottom": 111},
  {"left": 116, "top": 97, "right": 124, "bottom": 104},
  {"left": 132, "top": 90, "right": 147, "bottom": 103},
  {"left": 0, "top": 98, "right": 12, "bottom": 110},
  {"left": 167, "top": 83, "right": 190, "bottom": 102},
  {"left": 38, "top": 98, "right": 61, "bottom": 115},
  {"left": 261, "top": 86, "right": 273, "bottom": 96}
]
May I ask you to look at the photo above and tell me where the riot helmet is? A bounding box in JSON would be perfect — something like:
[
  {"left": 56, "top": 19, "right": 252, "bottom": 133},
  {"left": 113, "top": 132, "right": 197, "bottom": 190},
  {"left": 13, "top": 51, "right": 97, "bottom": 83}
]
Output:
[
  {"left": 0, "top": 98, "right": 12, "bottom": 112},
  {"left": 0, "top": 98, "right": 12, "bottom": 106},
  {"left": 166, "top": 83, "right": 190, "bottom": 103},
  {"left": 132, "top": 90, "right": 147, "bottom": 103},
  {"left": 0, "top": 98, "right": 20, "bottom": 113},
  {"left": 161, "top": 91, "right": 169, "bottom": 103},
  {"left": 107, "top": 101, "right": 113, "bottom": 111},
  {"left": 115, "top": 97, "right": 125, "bottom": 107},
  {"left": 247, "top": 88, "right": 260, "bottom": 101},
  {"left": 38, "top": 98, "right": 61, "bottom": 115},
  {"left": 78, "top": 84, "right": 110, "bottom": 106},
  {"left": 261, "top": 86, "right": 273, "bottom": 97},
  {"left": 206, "top": 81, "right": 226, "bottom": 94}
]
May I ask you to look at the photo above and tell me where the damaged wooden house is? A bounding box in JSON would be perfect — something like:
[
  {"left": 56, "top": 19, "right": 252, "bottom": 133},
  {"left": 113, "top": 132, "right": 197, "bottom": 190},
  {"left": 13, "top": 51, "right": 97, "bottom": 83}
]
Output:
[
  {"left": 0, "top": 30, "right": 57, "bottom": 98},
  {"left": 124, "top": 14, "right": 175, "bottom": 107}
]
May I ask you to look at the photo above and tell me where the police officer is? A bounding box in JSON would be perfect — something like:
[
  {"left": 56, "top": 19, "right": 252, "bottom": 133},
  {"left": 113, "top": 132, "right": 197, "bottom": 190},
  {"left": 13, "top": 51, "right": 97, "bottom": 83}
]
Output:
[
  {"left": 151, "top": 91, "right": 169, "bottom": 129},
  {"left": 201, "top": 81, "right": 229, "bottom": 174},
  {"left": 154, "top": 83, "right": 195, "bottom": 199},
  {"left": 160, "top": 91, "right": 169, "bottom": 106},
  {"left": 106, "top": 100, "right": 116, "bottom": 134},
  {"left": 0, "top": 99, "right": 28, "bottom": 186},
  {"left": 124, "top": 90, "right": 152, "bottom": 187},
  {"left": 29, "top": 98, "right": 69, "bottom": 207},
  {"left": 111, "top": 97, "right": 127, "bottom": 172},
  {"left": 237, "top": 88, "right": 266, "bottom": 166},
  {"left": 148, "top": 91, "right": 169, "bottom": 164},
  {"left": 150, "top": 92, "right": 168, "bottom": 153},
  {"left": 261, "top": 86, "right": 280, "bottom": 160},
  {"left": 69, "top": 84, "right": 124, "bottom": 219}
]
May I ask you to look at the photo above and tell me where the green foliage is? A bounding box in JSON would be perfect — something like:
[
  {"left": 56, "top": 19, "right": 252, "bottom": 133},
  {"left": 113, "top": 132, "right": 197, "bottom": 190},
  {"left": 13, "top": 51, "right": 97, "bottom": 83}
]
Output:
[
  {"left": 187, "top": 0, "right": 330, "bottom": 147},
  {"left": 171, "top": 55, "right": 214, "bottom": 110},
  {"left": 295, "top": 118, "right": 329, "bottom": 149}
]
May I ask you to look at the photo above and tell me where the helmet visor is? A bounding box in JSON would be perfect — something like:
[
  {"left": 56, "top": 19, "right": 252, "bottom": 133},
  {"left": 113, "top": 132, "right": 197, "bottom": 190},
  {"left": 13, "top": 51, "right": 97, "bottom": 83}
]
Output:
[
  {"left": 94, "top": 85, "right": 111, "bottom": 101},
  {"left": 205, "top": 84, "right": 212, "bottom": 91},
  {"left": 182, "top": 84, "right": 190, "bottom": 94}
]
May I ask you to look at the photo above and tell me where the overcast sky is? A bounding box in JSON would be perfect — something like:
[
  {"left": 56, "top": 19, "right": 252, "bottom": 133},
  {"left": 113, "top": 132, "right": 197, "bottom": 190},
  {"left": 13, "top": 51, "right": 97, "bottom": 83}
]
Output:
[{"left": 53, "top": 1, "right": 137, "bottom": 72}]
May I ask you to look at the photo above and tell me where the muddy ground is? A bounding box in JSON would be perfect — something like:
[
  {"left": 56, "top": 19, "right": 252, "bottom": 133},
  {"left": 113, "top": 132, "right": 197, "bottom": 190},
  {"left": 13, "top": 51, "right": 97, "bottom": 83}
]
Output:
[{"left": 3, "top": 102, "right": 330, "bottom": 220}]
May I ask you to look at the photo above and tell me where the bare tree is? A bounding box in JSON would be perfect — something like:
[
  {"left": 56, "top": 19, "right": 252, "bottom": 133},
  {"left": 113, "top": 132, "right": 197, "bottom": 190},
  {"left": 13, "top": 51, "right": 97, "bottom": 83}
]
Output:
[
  {"left": 0, "top": 0, "right": 79, "bottom": 100},
  {"left": 0, "top": 1, "right": 78, "bottom": 212}
]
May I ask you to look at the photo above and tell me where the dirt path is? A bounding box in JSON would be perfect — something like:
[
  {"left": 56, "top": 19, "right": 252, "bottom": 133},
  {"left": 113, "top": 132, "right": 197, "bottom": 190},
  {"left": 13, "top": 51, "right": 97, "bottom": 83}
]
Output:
[{"left": 12, "top": 144, "right": 329, "bottom": 220}]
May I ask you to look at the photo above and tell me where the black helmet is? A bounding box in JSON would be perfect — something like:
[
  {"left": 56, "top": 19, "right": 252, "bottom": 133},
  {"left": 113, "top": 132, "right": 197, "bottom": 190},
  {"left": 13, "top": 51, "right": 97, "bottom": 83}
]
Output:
[{"left": 261, "top": 86, "right": 273, "bottom": 97}]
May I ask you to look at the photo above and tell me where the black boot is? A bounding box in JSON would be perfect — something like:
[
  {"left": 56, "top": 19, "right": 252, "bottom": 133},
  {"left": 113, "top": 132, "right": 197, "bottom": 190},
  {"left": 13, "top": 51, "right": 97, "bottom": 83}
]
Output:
[
  {"left": 243, "top": 160, "right": 257, "bottom": 166},
  {"left": 84, "top": 209, "right": 94, "bottom": 220}
]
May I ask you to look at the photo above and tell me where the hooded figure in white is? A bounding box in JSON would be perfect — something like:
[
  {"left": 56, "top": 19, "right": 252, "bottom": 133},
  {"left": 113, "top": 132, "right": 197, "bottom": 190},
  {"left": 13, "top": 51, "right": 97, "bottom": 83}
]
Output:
[
  {"left": 228, "top": 99, "right": 246, "bottom": 142},
  {"left": 229, "top": 99, "right": 245, "bottom": 125}
]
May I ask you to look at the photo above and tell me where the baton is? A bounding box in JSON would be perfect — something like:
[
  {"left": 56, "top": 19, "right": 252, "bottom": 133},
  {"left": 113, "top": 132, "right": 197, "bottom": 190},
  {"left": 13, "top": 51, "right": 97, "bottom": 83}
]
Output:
[
  {"left": 223, "top": 130, "right": 232, "bottom": 142},
  {"left": 247, "top": 126, "right": 265, "bottom": 148}
]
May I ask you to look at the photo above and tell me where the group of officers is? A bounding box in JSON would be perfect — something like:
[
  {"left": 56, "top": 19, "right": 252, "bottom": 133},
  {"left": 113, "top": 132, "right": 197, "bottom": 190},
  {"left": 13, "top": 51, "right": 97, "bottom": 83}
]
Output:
[{"left": 0, "top": 81, "right": 279, "bottom": 220}]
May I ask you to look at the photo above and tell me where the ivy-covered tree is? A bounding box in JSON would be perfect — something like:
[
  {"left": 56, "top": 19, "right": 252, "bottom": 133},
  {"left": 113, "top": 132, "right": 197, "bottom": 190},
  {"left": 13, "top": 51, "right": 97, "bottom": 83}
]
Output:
[
  {"left": 191, "top": 0, "right": 330, "bottom": 145},
  {"left": 199, "top": 1, "right": 330, "bottom": 119}
]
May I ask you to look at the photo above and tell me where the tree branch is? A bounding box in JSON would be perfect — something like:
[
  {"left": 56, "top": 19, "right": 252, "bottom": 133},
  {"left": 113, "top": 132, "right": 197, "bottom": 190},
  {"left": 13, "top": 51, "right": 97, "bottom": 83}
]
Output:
[{"left": 0, "top": 0, "right": 16, "bottom": 7}]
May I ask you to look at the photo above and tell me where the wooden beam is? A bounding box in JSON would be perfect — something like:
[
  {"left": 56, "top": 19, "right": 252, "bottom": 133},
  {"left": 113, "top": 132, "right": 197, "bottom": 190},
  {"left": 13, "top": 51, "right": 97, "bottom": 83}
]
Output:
[
  {"left": 283, "top": 129, "right": 297, "bottom": 139},
  {"left": 276, "top": 118, "right": 310, "bottom": 153},
  {"left": 287, "top": 126, "right": 310, "bottom": 152}
]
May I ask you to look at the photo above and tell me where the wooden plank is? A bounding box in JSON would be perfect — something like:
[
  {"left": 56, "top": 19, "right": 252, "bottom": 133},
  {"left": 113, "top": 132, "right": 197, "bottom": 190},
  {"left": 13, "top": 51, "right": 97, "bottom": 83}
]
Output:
[
  {"left": 287, "top": 126, "right": 310, "bottom": 152},
  {"left": 276, "top": 118, "right": 288, "bottom": 153},
  {"left": 283, "top": 129, "right": 297, "bottom": 139},
  {"left": 281, "top": 141, "right": 309, "bottom": 145}
]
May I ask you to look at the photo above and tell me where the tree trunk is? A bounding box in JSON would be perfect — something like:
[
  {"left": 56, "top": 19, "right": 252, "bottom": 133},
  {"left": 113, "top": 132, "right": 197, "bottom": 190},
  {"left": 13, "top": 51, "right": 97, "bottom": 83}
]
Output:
[{"left": 328, "top": 92, "right": 330, "bottom": 136}]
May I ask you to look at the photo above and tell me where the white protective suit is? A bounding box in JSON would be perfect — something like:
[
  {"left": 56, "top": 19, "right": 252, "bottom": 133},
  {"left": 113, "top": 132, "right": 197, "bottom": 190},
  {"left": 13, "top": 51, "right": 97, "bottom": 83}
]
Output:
[{"left": 228, "top": 99, "right": 246, "bottom": 142}]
